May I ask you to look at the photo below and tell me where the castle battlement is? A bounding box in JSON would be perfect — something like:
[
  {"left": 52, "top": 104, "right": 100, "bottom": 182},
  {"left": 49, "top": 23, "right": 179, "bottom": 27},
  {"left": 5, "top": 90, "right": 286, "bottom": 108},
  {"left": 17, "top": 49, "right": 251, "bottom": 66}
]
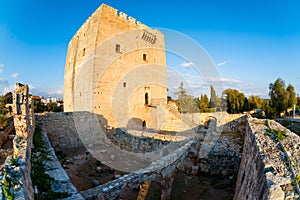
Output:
[
  {"left": 100, "top": 4, "right": 147, "bottom": 28},
  {"left": 71, "top": 3, "right": 150, "bottom": 42}
]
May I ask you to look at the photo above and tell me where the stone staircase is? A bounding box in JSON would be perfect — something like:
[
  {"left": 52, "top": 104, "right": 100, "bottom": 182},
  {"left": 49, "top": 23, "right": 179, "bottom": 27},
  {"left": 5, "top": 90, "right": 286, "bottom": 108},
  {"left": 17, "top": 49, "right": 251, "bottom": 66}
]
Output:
[{"left": 160, "top": 103, "right": 198, "bottom": 132}]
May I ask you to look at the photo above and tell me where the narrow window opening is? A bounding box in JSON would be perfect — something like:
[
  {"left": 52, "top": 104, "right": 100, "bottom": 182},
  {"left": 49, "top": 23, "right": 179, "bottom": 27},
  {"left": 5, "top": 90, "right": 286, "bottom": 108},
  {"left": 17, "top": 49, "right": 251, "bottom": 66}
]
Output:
[
  {"left": 143, "top": 54, "right": 147, "bottom": 61},
  {"left": 123, "top": 82, "right": 127, "bottom": 87},
  {"left": 116, "top": 44, "right": 121, "bottom": 53},
  {"left": 142, "top": 121, "right": 146, "bottom": 129},
  {"left": 145, "top": 92, "right": 149, "bottom": 105},
  {"left": 82, "top": 48, "right": 86, "bottom": 56}
]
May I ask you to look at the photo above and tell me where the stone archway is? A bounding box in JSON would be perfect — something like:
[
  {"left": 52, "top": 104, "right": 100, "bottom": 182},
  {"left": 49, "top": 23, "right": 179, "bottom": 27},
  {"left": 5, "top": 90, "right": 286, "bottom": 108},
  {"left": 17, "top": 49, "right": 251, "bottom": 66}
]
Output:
[{"left": 204, "top": 116, "right": 217, "bottom": 131}]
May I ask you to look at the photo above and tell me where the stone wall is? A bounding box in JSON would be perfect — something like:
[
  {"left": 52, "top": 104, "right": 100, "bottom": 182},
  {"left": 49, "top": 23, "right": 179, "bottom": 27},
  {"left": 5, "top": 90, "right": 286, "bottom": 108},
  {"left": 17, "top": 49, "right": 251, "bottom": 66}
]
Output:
[
  {"left": 177, "top": 114, "right": 246, "bottom": 178},
  {"left": 110, "top": 128, "right": 171, "bottom": 153},
  {"left": 197, "top": 132, "right": 244, "bottom": 177},
  {"left": 34, "top": 111, "right": 300, "bottom": 200},
  {"left": 234, "top": 116, "right": 300, "bottom": 200},
  {"left": 35, "top": 112, "right": 84, "bottom": 150},
  {"left": 0, "top": 83, "right": 35, "bottom": 199},
  {"left": 163, "top": 112, "right": 245, "bottom": 132},
  {"left": 81, "top": 139, "right": 194, "bottom": 200},
  {"left": 36, "top": 123, "right": 84, "bottom": 199}
]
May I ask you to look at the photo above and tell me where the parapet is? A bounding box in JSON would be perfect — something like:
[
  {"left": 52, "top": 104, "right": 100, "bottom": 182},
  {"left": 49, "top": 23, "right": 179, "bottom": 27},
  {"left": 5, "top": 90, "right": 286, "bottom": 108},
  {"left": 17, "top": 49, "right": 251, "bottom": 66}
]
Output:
[{"left": 100, "top": 3, "right": 148, "bottom": 28}]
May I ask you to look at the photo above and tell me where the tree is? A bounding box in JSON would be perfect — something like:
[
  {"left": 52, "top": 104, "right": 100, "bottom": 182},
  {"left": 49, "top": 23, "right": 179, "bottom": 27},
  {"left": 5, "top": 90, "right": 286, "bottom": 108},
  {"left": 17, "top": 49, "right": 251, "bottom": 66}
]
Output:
[
  {"left": 223, "top": 89, "right": 246, "bottom": 114},
  {"left": 269, "top": 78, "right": 289, "bottom": 117},
  {"left": 248, "top": 95, "right": 263, "bottom": 110},
  {"left": 199, "top": 94, "right": 209, "bottom": 112},
  {"left": 209, "top": 85, "right": 217, "bottom": 108},
  {"left": 1, "top": 92, "right": 13, "bottom": 104},
  {"left": 286, "top": 84, "right": 297, "bottom": 108},
  {"left": 0, "top": 115, "right": 8, "bottom": 129},
  {"left": 34, "top": 99, "right": 44, "bottom": 113},
  {"left": 243, "top": 97, "right": 251, "bottom": 111},
  {"left": 46, "top": 102, "right": 63, "bottom": 112},
  {"left": 262, "top": 99, "right": 275, "bottom": 118},
  {"left": 175, "top": 82, "right": 199, "bottom": 113}
]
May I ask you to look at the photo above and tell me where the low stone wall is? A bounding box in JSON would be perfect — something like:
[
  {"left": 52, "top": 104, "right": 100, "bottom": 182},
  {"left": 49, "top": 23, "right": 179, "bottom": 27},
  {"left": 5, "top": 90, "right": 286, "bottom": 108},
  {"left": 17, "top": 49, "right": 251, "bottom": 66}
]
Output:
[
  {"left": 178, "top": 114, "right": 246, "bottom": 178},
  {"left": 197, "top": 132, "right": 243, "bottom": 177},
  {"left": 81, "top": 139, "right": 194, "bottom": 199},
  {"left": 110, "top": 128, "right": 176, "bottom": 153},
  {"left": 220, "top": 115, "right": 246, "bottom": 133},
  {"left": 38, "top": 125, "right": 84, "bottom": 199},
  {"left": 234, "top": 117, "right": 300, "bottom": 200},
  {"left": 182, "top": 112, "right": 245, "bottom": 127},
  {"left": 35, "top": 112, "right": 84, "bottom": 150}
]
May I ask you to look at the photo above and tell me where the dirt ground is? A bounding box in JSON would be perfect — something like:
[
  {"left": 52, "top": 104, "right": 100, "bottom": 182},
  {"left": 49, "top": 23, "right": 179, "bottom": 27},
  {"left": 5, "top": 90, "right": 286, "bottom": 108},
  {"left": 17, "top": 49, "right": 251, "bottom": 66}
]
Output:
[
  {"left": 56, "top": 147, "right": 127, "bottom": 191},
  {"left": 144, "top": 171, "right": 234, "bottom": 200}
]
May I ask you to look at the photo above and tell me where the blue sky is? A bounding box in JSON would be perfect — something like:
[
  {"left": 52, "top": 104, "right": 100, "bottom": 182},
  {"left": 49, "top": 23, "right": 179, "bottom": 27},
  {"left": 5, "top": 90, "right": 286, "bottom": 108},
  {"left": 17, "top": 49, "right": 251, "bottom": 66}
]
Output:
[{"left": 0, "top": 0, "right": 299, "bottom": 98}]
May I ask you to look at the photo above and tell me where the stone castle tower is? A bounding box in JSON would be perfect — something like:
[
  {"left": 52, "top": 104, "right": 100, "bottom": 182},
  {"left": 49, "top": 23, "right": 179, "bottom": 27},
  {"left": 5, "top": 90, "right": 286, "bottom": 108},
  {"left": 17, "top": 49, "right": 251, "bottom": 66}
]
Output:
[{"left": 64, "top": 4, "right": 167, "bottom": 129}]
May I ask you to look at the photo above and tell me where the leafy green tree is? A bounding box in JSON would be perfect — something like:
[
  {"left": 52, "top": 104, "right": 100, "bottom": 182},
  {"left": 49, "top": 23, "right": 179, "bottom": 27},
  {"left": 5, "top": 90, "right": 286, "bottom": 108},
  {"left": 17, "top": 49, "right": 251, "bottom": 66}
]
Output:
[
  {"left": 243, "top": 97, "right": 251, "bottom": 111},
  {"left": 286, "top": 84, "right": 297, "bottom": 108},
  {"left": 46, "top": 102, "right": 63, "bottom": 112},
  {"left": 209, "top": 85, "right": 217, "bottom": 108},
  {"left": 1, "top": 92, "right": 13, "bottom": 104},
  {"left": 248, "top": 95, "right": 263, "bottom": 110},
  {"left": 199, "top": 94, "right": 209, "bottom": 112},
  {"left": 269, "top": 78, "right": 289, "bottom": 117},
  {"left": 0, "top": 92, "right": 13, "bottom": 115},
  {"left": 34, "top": 99, "right": 44, "bottom": 113},
  {"left": 262, "top": 99, "right": 275, "bottom": 118},
  {"left": 175, "top": 82, "right": 199, "bottom": 113},
  {"left": 223, "top": 89, "right": 246, "bottom": 114},
  {"left": 0, "top": 114, "right": 8, "bottom": 129}
]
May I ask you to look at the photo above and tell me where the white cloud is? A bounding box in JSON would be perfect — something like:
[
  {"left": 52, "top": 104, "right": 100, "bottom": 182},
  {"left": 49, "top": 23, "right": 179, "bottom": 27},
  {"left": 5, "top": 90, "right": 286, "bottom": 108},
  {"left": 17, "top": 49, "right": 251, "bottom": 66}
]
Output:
[
  {"left": 29, "top": 86, "right": 64, "bottom": 99},
  {"left": 207, "top": 76, "right": 242, "bottom": 84},
  {"left": 28, "top": 84, "right": 36, "bottom": 90},
  {"left": 2, "top": 85, "right": 14, "bottom": 95},
  {"left": 181, "top": 62, "right": 194, "bottom": 68},
  {"left": 10, "top": 73, "right": 19, "bottom": 78},
  {"left": 217, "top": 60, "right": 230, "bottom": 67}
]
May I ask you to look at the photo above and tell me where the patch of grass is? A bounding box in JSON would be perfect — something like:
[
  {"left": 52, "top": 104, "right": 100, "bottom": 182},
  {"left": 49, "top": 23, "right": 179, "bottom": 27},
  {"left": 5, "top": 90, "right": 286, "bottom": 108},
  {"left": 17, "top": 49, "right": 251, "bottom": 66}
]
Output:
[
  {"left": 291, "top": 175, "right": 300, "bottom": 186},
  {"left": 9, "top": 157, "right": 19, "bottom": 167},
  {"left": 31, "top": 126, "right": 69, "bottom": 200},
  {"left": 2, "top": 172, "right": 17, "bottom": 200},
  {"left": 265, "top": 128, "right": 273, "bottom": 136},
  {"left": 265, "top": 128, "right": 287, "bottom": 141},
  {"left": 33, "top": 125, "right": 43, "bottom": 148},
  {"left": 274, "top": 130, "right": 287, "bottom": 141}
]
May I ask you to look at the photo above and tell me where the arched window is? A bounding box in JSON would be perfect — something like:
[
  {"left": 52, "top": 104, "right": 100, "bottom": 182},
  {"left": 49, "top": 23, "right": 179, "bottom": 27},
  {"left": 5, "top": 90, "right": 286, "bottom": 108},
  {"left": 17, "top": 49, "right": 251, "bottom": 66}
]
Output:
[
  {"left": 145, "top": 93, "right": 149, "bottom": 105},
  {"left": 142, "top": 121, "right": 146, "bottom": 129},
  {"left": 143, "top": 54, "right": 147, "bottom": 61}
]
